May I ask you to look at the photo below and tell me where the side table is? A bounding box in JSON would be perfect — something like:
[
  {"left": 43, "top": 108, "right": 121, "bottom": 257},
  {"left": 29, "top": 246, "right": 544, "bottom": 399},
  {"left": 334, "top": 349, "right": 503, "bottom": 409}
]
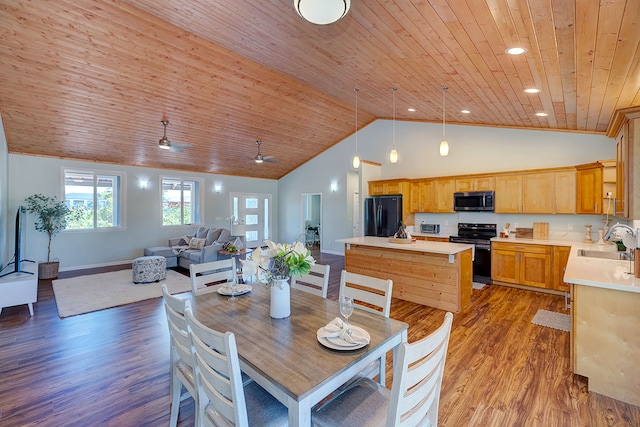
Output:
[{"left": 218, "top": 248, "right": 254, "bottom": 277}]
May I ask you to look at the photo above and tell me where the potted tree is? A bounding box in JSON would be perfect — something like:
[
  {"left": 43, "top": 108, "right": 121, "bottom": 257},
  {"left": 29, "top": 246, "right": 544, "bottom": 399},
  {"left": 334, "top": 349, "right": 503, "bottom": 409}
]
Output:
[{"left": 24, "top": 193, "right": 71, "bottom": 279}]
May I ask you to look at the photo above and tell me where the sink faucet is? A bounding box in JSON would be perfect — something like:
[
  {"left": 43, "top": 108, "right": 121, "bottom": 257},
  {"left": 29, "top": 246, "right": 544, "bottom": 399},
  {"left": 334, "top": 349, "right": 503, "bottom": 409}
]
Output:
[{"left": 603, "top": 222, "right": 637, "bottom": 241}]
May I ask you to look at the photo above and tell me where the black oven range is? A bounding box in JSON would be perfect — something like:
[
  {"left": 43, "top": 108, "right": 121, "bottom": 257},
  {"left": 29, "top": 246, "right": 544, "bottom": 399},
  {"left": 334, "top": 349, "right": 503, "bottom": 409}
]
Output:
[{"left": 449, "top": 223, "right": 497, "bottom": 284}]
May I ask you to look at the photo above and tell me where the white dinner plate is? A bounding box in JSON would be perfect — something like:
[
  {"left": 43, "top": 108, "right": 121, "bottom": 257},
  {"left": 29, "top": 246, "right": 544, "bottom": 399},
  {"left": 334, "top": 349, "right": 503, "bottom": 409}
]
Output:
[
  {"left": 217, "top": 284, "right": 252, "bottom": 296},
  {"left": 317, "top": 325, "right": 370, "bottom": 351}
]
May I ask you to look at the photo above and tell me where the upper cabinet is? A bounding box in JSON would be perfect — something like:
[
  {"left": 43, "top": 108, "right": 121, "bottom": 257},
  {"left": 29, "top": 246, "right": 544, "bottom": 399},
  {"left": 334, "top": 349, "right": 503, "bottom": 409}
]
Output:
[
  {"left": 368, "top": 179, "right": 414, "bottom": 225},
  {"left": 495, "top": 169, "right": 576, "bottom": 214},
  {"left": 410, "top": 178, "right": 455, "bottom": 213},
  {"left": 575, "top": 162, "right": 604, "bottom": 214},
  {"left": 455, "top": 176, "right": 495, "bottom": 192},
  {"left": 495, "top": 174, "right": 522, "bottom": 213},
  {"left": 607, "top": 106, "right": 640, "bottom": 219},
  {"left": 555, "top": 170, "right": 577, "bottom": 214}
]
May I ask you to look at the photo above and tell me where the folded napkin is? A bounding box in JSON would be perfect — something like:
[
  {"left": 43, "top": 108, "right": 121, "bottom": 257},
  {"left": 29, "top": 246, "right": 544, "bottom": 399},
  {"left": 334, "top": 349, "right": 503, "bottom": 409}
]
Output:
[{"left": 318, "top": 318, "right": 369, "bottom": 345}]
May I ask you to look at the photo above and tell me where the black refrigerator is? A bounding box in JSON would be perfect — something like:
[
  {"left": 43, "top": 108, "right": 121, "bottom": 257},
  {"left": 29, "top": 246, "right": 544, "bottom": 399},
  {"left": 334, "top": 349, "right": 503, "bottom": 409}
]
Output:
[{"left": 364, "top": 195, "right": 403, "bottom": 237}]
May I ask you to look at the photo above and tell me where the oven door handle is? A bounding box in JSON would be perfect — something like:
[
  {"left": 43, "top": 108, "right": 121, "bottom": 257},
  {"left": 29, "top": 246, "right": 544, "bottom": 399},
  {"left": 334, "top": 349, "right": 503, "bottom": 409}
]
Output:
[{"left": 475, "top": 244, "right": 491, "bottom": 251}]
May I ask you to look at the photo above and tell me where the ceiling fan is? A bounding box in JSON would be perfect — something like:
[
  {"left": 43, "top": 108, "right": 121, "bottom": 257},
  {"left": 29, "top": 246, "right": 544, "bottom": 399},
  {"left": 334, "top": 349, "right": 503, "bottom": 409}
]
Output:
[
  {"left": 253, "top": 140, "right": 276, "bottom": 163},
  {"left": 158, "top": 120, "right": 192, "bottom": 153}
]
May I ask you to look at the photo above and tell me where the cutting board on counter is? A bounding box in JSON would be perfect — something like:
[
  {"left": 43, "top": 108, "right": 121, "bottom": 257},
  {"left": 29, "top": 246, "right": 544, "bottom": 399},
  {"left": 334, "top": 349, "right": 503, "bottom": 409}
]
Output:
[
  {"left": 515, "top": 228, "right": 533, "bottom": 239},
  {"left": 533, "top": 222, "right": 549, "bottom": 240}
]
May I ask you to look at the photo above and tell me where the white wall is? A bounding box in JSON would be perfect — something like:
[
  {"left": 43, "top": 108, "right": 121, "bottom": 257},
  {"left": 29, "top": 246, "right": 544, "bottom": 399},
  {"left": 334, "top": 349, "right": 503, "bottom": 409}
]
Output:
[
  {"left": 278, "top": 120, "right": 616, "bottom": 254},
  {"left": 7, "top": 155, "right": 278, "bottom": 271}
]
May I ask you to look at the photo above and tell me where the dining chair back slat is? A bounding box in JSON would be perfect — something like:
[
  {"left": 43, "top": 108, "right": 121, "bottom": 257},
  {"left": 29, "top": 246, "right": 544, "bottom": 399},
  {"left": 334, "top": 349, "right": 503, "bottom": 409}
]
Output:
[
  {"left": 291, "top": 263, "right": 330, "bottom": 298},
  {"left": 190, "top": 258, "right": 236, "bottom": 296},
  {"left": 339, "top": 270, "right": 392, "bottom": 317}
]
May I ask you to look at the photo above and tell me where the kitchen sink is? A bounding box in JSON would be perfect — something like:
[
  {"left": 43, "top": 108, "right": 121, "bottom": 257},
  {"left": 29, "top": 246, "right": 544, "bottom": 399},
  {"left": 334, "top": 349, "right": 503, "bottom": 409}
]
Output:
[{"left": 577, "top": 249, "right": 633, "bottom": 260}]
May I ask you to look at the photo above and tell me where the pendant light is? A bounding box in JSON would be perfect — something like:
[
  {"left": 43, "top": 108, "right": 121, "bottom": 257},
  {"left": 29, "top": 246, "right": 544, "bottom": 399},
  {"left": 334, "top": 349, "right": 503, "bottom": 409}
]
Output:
[
  {"left": 352, "top": 88, "right": 360, "bottom": 169},
  {"left": 389, "top": 87, "right": 398, "bottom": 163},
  {"left": 294, "top": 0, "right": 351, "bottom": 25},
  {"left": 440, "top": 86, "right": 449, "bottom": 156}
]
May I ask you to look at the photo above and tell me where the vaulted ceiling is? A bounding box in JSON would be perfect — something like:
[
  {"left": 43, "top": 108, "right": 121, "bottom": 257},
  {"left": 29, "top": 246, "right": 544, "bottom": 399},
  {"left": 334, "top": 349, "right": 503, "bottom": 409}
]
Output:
[{"left": 1, "top": 0, "right": 639, "bottom": 179}]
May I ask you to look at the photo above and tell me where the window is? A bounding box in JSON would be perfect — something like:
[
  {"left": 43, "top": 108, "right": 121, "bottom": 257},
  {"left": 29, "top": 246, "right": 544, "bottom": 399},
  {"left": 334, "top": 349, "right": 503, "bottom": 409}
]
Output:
[
  {"left": 64, "top": 170, "right": 123, "bottom": 230},
  {"left": 162, "top": 177, "right": 202, "bottom": 226}
]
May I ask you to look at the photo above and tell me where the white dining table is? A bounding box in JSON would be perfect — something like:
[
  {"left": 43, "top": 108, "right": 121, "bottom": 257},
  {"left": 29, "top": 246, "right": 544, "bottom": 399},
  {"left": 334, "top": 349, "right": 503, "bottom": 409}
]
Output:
[{"left": 190, "top": 282, "right": 408, "bottom": 427}]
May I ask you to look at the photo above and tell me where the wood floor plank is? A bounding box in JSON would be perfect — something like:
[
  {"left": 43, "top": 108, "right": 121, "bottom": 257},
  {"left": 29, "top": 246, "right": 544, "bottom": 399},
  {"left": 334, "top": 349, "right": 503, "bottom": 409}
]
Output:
[{"left": 0, "top": 249, "right": 639, "bottom": 426}]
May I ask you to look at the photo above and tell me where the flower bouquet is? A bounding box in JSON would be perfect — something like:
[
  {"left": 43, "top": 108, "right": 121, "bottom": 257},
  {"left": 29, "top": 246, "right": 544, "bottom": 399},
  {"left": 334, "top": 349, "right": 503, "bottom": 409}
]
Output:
[{"left": 241, "top": 240, "right": 315, "bottom": 287}]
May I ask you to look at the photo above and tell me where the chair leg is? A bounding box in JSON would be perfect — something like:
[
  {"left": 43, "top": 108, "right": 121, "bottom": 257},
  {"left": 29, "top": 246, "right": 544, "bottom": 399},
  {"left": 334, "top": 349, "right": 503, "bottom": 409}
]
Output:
[{"left": 169, "top": 376, "right": 182, "bottom": 427}]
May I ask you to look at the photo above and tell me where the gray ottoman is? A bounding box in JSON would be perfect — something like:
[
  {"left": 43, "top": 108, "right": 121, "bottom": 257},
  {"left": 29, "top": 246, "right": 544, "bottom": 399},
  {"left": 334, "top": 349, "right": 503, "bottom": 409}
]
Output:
[
  {"left": 132, "top": 256, "right": 167, "bottom": 284},
  {"left": 144, "top": 246, "right": 178, "bottom": 268}
]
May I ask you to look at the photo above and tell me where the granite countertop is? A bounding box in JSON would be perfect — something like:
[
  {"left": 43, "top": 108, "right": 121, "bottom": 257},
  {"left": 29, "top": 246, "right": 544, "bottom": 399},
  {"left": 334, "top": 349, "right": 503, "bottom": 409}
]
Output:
[{"left": 336, "top": 236, "right": 473, "bottom": 255}]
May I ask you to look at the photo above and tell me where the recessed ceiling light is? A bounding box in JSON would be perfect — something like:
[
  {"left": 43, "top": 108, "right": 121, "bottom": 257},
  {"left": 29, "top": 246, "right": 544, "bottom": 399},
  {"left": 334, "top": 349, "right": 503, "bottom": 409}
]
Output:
[
  {"left": 461, "top": 110, "right": 470, "bottom": 114},
  {"left": 535, "top": 112, "right": 548, "bottom": 117},
  {"left": 506, "top": 47, "right": 527, "bottom": 55},
  {"left": 407, "top": 108, "right": 416, "bottom": 112},
  {"left": 524, "top": 88, "right": 541, "bottom": 94}
]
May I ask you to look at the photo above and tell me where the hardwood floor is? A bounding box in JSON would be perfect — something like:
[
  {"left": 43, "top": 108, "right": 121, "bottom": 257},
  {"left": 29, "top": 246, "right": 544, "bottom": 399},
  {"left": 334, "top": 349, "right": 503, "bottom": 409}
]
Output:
[{"left": 1, "top": 250, "right": 638, "bottom": 426}]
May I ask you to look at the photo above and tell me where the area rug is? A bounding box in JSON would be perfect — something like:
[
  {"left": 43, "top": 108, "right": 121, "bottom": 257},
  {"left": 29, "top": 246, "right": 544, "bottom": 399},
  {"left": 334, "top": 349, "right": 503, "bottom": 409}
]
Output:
[
  {"left": 52, "top": 269, "right": 191, "bottom": 318},
  {"left": 472, "top": 282, "right": 487, "bottom": 290},
  {"left": 531, "top": 309, "right": 570, "bottom": 332}
]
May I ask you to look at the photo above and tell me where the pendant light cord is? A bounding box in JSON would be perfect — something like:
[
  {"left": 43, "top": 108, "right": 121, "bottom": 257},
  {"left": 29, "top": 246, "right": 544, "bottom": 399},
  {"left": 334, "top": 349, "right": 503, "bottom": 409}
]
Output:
[
  {"left": 441, "top": 86, "right": 447, "bottom": 140},
  {"left": 392, "top": 87, "right": 396, "bottom": 147},
  {"left": 354, "top": 88, "right": 359, "bottom": 152}
]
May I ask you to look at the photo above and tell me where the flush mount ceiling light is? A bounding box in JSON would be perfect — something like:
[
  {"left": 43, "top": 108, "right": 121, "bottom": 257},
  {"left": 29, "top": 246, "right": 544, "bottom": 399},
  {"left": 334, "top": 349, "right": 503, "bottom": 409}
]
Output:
[
  {"left": 535, "top": 112, "right": 548, "bottom": 117},
  {"left": 524, "top": 88, "right": 541, "bottom": 94},
  {"left": 439, "top": 86, "right": 449, "bottom": 157},
  {"left": 506, "top": 47, "right": 527, "bottom": 55},
  {"left": 461, "top": 109, "right": 471, "bottom": 114},
  {"left": 294, "top": 0, "right": 351, "bottom": 25},
  {"left": 352, "top": 88, "right": 360, "bottom": 169},
  {"left": 389, "top": 87, "right": 398, "bottom": 164}
]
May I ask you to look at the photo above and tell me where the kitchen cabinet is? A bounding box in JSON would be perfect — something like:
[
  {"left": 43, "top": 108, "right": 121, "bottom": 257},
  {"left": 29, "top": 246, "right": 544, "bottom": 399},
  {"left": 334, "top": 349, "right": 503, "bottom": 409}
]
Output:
[
  {"left": 552, "top": 246, "right": 571, "bottom": 292},
  {"left": 521, "top": 172, "right": 555, "bottom": 213},
  {"left": 555, "top": 170, "right": 576, "bottom": 214},
  {"left": 368, "top": 179, "right": 414, "bottom": 225},
  {"left": 423, "top": 178, "right": 456, "bottom": 213},
  {"left": 455, "top": 176, "right": 495, "bottom": 192},
  {"left": 607, "top": 106, "right": 640, "bottom": 219},
  {"left": 491, "top": 241, "right": 552, "bottom": 289},
  {"left": 494, "top": 175, "right": 522, "bottom": 213},
  {"left": 409, "top": 180, "right": 426, "bottom": 213},
  {"left": 576, "top": 163, "right": 603, "bottom": 214},
  {"left": 414, "top": 235, "right": 449, "bottom": 242}
]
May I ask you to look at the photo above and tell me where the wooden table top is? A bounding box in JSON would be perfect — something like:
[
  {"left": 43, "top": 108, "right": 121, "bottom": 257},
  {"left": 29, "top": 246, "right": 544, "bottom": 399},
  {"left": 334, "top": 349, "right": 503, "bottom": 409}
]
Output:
[{"left": 190, "top": 282, "right": 408, "bottom": 401}]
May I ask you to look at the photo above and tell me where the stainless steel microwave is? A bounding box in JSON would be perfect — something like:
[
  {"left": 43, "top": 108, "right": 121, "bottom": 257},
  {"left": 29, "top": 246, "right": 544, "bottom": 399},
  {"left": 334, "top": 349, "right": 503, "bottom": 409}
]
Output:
[{"left": 453, "top": 191, "right": 495, "bottom": 212}]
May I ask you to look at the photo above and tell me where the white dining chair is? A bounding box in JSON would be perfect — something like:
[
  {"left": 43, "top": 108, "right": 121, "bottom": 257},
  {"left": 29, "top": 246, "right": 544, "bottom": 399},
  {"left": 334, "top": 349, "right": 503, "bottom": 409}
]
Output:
[
  {"left": 161, "top": 284, "right": 198, "bottom": 427},
  {"left": 184, "top": 304, "right": 289, "bottom": 427},
  {"left": 291, "top": 263, "right": 330, "bottom": 298},
  {"left": 340, "top": 269, "right": 393, "bottom": 384},
  {"left": 313, "top": 312, "right": 454, "bottom": 427},
  {"left": 189, "top": 258, "right": 236, "bottom": 296}
]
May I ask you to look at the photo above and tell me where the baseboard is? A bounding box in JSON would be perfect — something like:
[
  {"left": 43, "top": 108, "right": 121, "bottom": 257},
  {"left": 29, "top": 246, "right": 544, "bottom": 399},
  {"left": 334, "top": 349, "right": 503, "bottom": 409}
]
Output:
[
  {"left": 58, "top": 259, "right": 133, "bottom": 273},
  {"left": 320, "top": 249, "right": 344, "bottom": 256}
]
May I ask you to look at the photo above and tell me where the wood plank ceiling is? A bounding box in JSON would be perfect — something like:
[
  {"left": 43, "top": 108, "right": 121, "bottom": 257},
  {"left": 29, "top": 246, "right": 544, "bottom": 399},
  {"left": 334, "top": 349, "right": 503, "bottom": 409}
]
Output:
[{"left": 1, "top": 0, "right": 639, "bottom": 180}]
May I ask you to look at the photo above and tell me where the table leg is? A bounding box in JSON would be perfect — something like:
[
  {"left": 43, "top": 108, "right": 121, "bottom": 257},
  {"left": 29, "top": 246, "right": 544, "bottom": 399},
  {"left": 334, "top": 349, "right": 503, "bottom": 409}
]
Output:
[{"left": 288, "top": 396, "right": 311, "bottom": 427}]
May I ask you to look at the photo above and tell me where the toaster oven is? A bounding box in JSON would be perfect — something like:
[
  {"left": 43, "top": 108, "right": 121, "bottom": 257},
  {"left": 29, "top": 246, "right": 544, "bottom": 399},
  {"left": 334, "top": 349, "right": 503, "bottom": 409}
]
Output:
[{"left": 420, "top": 223, "right": 440, "bottom": 234}]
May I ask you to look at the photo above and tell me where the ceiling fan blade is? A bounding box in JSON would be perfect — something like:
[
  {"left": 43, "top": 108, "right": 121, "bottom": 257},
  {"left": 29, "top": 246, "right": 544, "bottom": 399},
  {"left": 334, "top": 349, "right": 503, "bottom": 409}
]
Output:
[
  {"left": 173, "top": 142, "right": 193, "bottom": 148},
  {"left": 169, "top": 146, "right": 185, "bottom": 153},
  {"left": 263, "top": 158, "right": 277, "bottom": 163}
]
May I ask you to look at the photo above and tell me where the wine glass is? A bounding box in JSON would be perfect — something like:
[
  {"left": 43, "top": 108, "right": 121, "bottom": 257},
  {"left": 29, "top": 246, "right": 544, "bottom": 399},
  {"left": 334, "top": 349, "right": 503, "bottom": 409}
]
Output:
[
  {"left": 228, "top": 276, "right": 239, "bottom": 301},
  {"left": 339, "top": 295, "right": 354, "bottom": 330}
]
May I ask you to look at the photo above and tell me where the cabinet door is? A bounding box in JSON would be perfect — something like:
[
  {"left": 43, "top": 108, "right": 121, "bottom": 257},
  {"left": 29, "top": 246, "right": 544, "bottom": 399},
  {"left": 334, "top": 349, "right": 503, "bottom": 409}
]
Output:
[
  {"left": 495, "top": 175, "right": 522, "bottom": 213},
  {"left": 369, "top": 182, "right": 384, "bottom": 196},
  {"left": 455, "top": 178, "right": 473, "bottom": 192},
  {"left": 616, "top": 126, "right": 627, "bottom": 217},
  {"left": 491, "top": 249, "right": 518, "bottom": 284},
  {"left": 555, "top": 171, "right": 576, "bottom": 214},
  {"left": 553, "top": 246, "right": 571, "bottom": 292},
  {"left": 576, "top": 165, "right": 603, "bottom": 214},
  {"left": 519, "top": 251, "right": 551, "bottom": 288},
  {"left": 522, "top": 172, "right": 555, "bottom": 213},
  {"left": 474, "top": 176, "right": 495, "bottom": 191},
  {"left": 434, "top": 178, "right": 456, "bottom": 212},
  {"left": 410, "top": 181, "right": 422, "bottom": 212},
  {"left": 422, "top": 180, "right": 437, "bottom": 212}
]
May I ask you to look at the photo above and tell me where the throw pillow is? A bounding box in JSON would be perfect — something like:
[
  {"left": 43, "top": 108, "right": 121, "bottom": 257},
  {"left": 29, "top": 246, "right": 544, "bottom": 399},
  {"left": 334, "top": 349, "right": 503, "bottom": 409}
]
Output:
[
  {"left": 195, "top": 226, "right": 209, "bottom": 239},
  {"left": 188, "top": 237, "right": 206, "bottom": 250},
  {"left": 217, "top": 229, "right": 233, "bottom": 243},
  {"left": 181, "top": 235, "right": 193, "bottom": 245},
  {"left": 205, "top": 228, "right": 223, "bottom": 246}
]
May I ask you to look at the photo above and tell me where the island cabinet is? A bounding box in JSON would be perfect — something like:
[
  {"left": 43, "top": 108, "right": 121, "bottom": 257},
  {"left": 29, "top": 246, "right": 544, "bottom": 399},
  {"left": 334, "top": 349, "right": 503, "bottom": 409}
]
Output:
[
  {"left": 491, "top": 241, "right": 552, "bottom": 289},
  {"left": 414, "top": 235, "right": 449, "bottom": 242},
  {"left": 340, "top": 237, "right": 473, "bottom": 313},
  {"left": 455, "top": 176, "right": 495, "bottom": 192}
]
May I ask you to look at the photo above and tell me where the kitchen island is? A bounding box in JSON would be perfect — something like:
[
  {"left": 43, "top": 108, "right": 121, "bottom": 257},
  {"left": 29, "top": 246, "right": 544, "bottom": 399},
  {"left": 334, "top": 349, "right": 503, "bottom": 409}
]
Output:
[
  {"left": 337, "top": 237, "right": 473, "bottom": 313},
  {"left": 564, "top": 245, "right": 640, "bottom": 406}
]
